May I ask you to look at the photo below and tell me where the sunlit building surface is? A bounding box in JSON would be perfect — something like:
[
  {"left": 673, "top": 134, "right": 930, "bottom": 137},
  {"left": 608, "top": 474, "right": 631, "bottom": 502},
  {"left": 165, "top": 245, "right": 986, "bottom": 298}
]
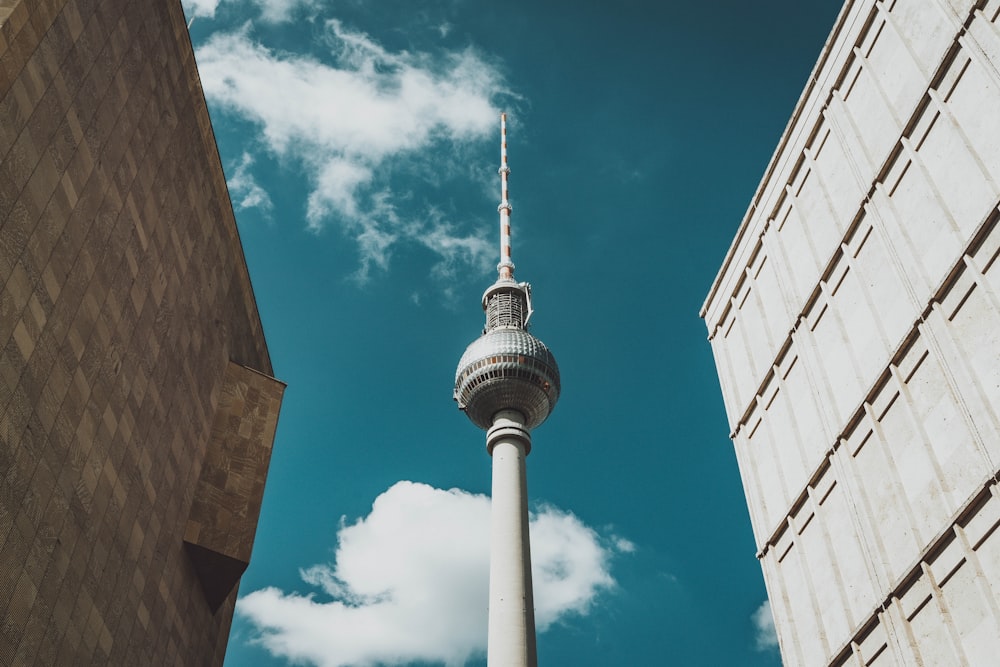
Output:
[
  {"left": 0, "top": 0, "right": 284, "bottom": 664},
  {"left": 702, "top": 1, "right": 1000, "bottom": 664}
]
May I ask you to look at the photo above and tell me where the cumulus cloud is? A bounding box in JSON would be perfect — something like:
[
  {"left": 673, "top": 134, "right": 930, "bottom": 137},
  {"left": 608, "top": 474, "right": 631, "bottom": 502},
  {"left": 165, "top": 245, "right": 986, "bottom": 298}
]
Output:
[
  {"left": 237, "top": 481, "right": 625, "bottom": 667},
  {"left": 752, "top": 600, "right": 779, "bottom": 651},
  {"left": 194, "top": 21, "right": 502, "bottom": 281}
]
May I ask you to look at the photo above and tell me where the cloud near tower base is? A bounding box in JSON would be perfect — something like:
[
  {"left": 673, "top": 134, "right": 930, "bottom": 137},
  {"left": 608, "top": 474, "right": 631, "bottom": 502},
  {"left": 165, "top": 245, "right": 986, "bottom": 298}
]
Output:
[{"left": 237, "top": 481, "right": 628, "bottom": 667}]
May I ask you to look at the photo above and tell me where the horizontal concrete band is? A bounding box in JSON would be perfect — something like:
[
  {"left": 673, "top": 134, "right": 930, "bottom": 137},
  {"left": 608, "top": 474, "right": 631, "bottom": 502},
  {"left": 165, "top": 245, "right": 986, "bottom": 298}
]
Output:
[{"left": 487, "top": 413, "right": 532, "bottom": 455}]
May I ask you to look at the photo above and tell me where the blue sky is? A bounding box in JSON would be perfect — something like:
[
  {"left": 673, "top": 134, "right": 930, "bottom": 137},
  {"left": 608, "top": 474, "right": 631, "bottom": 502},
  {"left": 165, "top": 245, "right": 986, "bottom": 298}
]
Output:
[{"left": 180, "top": 1, "right": 843, "bottom": 664}]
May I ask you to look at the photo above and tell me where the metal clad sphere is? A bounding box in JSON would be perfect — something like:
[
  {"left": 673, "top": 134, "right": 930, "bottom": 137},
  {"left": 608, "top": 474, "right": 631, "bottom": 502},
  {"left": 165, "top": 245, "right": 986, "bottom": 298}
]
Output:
[{"left": 454, "top": 328, "right": 560, "bottom": 430}]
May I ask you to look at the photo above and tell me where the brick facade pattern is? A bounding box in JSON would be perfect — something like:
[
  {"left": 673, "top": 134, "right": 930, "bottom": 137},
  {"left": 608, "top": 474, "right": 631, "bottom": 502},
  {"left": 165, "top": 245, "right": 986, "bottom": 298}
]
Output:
[{"left": 0, "top": 0, "right": 284, "bottom": 664}]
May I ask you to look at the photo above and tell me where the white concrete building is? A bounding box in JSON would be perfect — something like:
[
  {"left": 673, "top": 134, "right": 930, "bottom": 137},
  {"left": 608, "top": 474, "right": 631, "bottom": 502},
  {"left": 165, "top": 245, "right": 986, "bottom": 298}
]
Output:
[{"left": 701, "top": 1, "right": 1000, "bottom": 664}]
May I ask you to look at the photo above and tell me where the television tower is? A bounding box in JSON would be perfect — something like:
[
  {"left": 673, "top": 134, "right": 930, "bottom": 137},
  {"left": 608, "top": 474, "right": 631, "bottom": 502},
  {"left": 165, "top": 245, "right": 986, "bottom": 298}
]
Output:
[{"left": 454, "top": 113, "right": 560, "bottom": 667}]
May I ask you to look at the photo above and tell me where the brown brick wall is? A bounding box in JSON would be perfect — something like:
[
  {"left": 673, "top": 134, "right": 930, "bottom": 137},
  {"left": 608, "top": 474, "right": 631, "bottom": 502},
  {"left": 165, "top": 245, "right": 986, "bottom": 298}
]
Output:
[
  {"left": 185, "top": 362, "right": 285, "bottom": 612},
  {"left": 0, "top": 0, "right": 282, "bottom": 665}
]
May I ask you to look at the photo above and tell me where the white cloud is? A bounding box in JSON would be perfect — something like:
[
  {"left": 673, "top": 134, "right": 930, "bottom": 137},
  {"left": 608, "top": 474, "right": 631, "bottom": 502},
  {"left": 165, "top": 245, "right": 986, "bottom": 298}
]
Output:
[
  {"left": 420, "top": 208, "right": 494, "bottom": 281},
  {"left": 752, "top": 600, "right": 779, "bottom": 651},
  {"left": 253, "top": 0, "right": 320, "bottom": 23},
  {"left": 530, "top": 505, "right": 614, "bottom": 629},
  {"left": 194, "top": 21, "right": 502, "bottom": 281},
  {"left": 237, "top": 481, "right": 625, "bottom": 667},
  {"left": 613, "top": 536, "right": 636, "bottom": 554},
  {"left": 228, "top": 152, "right": 273, "bottom": 213},
  {"left": 181, "top": 0, "right": 319, "bottom": 22},
  {"left": 182, "top": 0, "right": 222, "bottom": 19}
]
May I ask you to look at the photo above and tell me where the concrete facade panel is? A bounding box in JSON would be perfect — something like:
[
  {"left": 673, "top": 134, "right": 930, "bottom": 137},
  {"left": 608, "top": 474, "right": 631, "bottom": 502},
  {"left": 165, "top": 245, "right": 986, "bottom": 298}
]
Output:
[
  {"left": 867, "top": 6, "right": 929, "bottom": 113},
  {"left": 714, "top": 292, "right": 763, "bottom": 424},
  {"left": 793, "top": 166, "right": 843, "bottom": 268},
  {"left": 793, "top": 489, "right": 852, "bottom": 646},
  {"left": 969, "top": 2, "right": 1000, "bottom": 67},
  {"left": 879, "top": 156, "right": 959, "bottom": 294},
  {"left": 752, "top": 250, "right": 796, "bottom": 354},
  {"left": 846, "top": 414, "right": 922, "bottom": 583},
  {"left": 948, "top": 58, "right": 1000, "bottom": 185},
  {"left": 774, "top": 530, "right": 830, "bottom": 666},
  {"left": 730, "top": 423, "right": 768, "bottom": 546},
  {"left": 839, "top": 62, "right": 899, "bottom": 175},
  {"left": 743, "top": 411, "right": 792, "bottom": 541},
  {"left": 919, "top": 104, "right": 994, "bottom": 234},
  {"left": 770, "top": 196, "right": 825, "bottom": 307},
  {"left": 808, "top": 121, "right": 864, "bottom": 232},
  {"left": 708, "top": 329, "right": 743, "bottom": 427},
  {"left": 804, "top": 284, "right": 864, "bottom": 428}
]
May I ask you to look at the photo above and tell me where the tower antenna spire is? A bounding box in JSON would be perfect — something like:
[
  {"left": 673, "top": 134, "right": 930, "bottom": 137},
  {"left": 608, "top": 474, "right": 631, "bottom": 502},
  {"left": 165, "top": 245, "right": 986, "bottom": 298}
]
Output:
[{"left": 498, "top": 112, "right": 514, "bottom": 281}]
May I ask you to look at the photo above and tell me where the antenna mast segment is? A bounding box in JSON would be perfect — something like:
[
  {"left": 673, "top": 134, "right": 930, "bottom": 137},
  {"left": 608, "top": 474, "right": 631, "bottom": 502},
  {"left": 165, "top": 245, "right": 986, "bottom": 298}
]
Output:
[
  {"left": 498, "top": 113, "right": 514, "bottom": 281},
  {"left": 481, "top": 113, "right": 533, "bottom": 330}
]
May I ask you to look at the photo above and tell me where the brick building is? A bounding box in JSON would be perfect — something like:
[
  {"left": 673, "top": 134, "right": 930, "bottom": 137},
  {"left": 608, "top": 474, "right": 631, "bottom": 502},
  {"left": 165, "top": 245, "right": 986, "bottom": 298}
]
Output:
[
  {"left": 702, "top": 1, "right": 1000, "bottom": 665},
  {"left": 0, "top": 0, "right": 284, "bottom": 664}
]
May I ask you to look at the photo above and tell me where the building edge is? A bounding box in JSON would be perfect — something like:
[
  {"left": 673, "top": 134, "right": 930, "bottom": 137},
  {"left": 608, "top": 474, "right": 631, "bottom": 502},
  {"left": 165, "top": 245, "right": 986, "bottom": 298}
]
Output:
[
  {"left": 700, "top": 0, "right": 858, "bottom": 323},
  {"left": 170, "top": 0, "right": 274, "bottom": 375}
]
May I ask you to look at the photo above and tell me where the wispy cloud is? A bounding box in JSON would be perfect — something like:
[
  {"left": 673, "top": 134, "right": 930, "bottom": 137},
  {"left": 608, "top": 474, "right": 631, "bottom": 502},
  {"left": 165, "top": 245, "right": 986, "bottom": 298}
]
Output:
[
  {"left": 228, "top": 152, "right": 273, "bottom": 213},
  {"left": 194, "top": 21, "right": 502, "bottom": 281},
  {"left": 613, "top": 536, "right": 636, "bottom": 553},
  {"left": 752, "top": 600, "right": 779, "bottom": 651},
  {"left": 252, "top": 0, "right": 320, "bottom": 23},
  {"left": 237, "top": 481, "right": 627, "bottom": 667},
  {"left": 182, "top": 0, "right": 222, "bottom": 19},
  {"left": 181, "top": 0, "right": 319, "bottom": 23}
]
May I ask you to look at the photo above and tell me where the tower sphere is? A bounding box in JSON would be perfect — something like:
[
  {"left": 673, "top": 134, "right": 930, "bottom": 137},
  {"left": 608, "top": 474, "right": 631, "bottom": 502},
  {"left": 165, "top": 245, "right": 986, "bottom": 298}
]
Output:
[{"left": 454, "top": 326, "right": 560, "bottom": 431}]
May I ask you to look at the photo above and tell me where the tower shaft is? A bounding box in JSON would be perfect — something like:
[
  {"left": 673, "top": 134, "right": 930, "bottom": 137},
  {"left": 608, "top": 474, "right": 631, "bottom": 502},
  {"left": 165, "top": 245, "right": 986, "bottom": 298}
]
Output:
[{"left": 487, "top": 410, "right": 537, "bottom": 667}]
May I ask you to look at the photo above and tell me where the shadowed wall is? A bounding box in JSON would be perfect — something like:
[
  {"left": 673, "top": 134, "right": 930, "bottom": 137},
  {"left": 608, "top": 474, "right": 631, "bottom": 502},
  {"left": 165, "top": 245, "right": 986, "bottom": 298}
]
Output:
[{"left": 0, "top": 0, "right": 284, "bottom": 664}]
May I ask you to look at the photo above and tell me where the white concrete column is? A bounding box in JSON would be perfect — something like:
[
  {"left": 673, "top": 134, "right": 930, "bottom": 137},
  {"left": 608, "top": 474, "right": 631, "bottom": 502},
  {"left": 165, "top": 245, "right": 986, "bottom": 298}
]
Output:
[{"left": 486, "top": 409, "right": 537, "bottom": 667}]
